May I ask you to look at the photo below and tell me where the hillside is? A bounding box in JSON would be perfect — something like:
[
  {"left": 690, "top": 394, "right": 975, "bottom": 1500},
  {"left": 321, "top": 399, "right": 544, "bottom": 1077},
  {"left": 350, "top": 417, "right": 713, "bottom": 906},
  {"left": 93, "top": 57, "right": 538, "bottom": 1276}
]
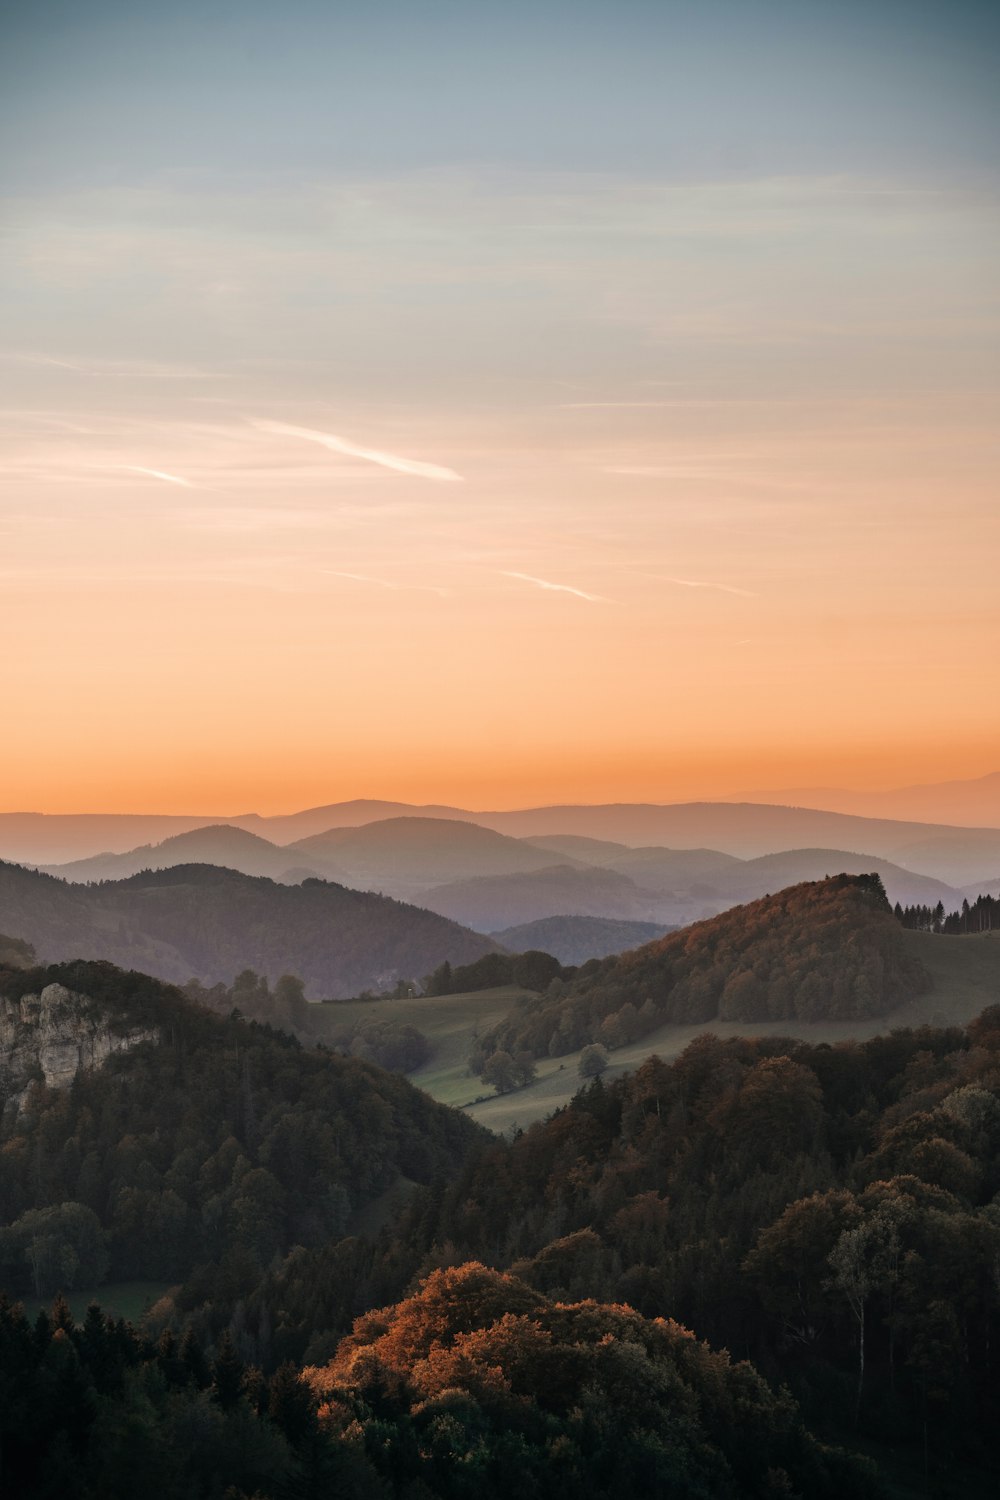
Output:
[
  {"left": 492, "top": 914, "right": 677, "bottom": 964},
  {"left": 0, "top": 861, "right": 499, "bottom": 996},
  {"left": 419, "top": 862, "right": 664, "bottom": 930},
  {"left": 44, "top": 823, "right": 346, "bottom": 886},
  {"left": 474, "top": 874, "right": 929, "bottom": 1064},
  {"left": 710, "top": 847, "right": 959, "bottom": 909},
  {"left": 0, "top": 958, "right": 484, "bottom": 1300},
  {"left": 286, "top": 815, "right": 568, "bottom": 899}
]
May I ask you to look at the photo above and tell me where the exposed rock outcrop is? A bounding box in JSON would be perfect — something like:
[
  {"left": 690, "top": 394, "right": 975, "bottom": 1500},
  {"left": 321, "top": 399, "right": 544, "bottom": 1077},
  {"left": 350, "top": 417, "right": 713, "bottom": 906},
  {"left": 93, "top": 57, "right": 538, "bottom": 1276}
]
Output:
[{"left": 0, "top": 982, "right": 158, "bottom": 1116}]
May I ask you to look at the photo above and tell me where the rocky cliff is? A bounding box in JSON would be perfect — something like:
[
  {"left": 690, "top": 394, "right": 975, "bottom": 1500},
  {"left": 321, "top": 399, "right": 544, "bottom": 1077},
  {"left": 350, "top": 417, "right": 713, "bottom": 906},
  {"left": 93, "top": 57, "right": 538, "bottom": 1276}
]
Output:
[{"left": 0, "top": 982, "right": 159, "bottom": 1116}]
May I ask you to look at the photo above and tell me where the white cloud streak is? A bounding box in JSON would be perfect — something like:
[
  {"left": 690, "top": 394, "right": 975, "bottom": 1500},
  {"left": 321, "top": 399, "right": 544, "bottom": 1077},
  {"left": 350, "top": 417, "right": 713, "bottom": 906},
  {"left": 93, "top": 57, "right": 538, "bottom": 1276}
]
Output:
[
  {"left": 662, "top": 576, "right": 757, "bottom": 597},
  {"left": 322, "top": 570, "right": 450, "bottom": 597},
  {"left": 324, "top": 570, "right": 397, "bottom": 589},
  {"left": 118, "top": 465, "right": 193, "bottom": 488},
  {"left": 501, "top": 571, "right": 609, "bottom": 603},
  {"left": 252, "top": 419, "right": 463, "bottom": 482}
]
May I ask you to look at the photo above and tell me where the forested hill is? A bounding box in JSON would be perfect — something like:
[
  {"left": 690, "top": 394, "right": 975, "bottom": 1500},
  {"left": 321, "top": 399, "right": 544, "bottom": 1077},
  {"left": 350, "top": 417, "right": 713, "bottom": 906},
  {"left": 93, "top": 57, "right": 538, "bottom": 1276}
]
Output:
[
  {"left": 0, "top": 860, "right": 500, "bottom": 996},
  {"left": 0, "top": 958, "right": 485, "bottom": 1299},
  {"left": 474, "top": 874, "right": 929, "bottom": 1064}
]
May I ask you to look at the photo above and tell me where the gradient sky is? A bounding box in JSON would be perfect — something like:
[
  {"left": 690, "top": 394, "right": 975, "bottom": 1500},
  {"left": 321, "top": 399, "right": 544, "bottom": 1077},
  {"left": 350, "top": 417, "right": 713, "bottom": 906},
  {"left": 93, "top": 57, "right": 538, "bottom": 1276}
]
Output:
[{"left": 2, "top": 0, "right": 999, "bottom": 813}]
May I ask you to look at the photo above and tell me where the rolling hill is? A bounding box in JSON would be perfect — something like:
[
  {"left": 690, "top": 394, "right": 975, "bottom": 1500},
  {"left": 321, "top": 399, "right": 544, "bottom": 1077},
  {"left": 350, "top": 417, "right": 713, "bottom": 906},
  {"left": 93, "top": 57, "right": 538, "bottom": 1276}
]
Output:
[
  {"left": 0, "top": 861, "right": 500, "bottom": 996},
  {"left": 473, "top": 874, "right": 930, "bottom": 1065},
  {"left": 43, "top": 823, "right": 346, "bottom": 885},
  {"left": 285, "top": 816, "right": 570, "bottom": 899},
  {"left": 492, "top": 914, "right": 677, "bottom": 964},
  {"left": 6, "top": 798, "right": 1000, "bottom": 888},
  {"left": 418, "top": 862, "right": 665, "bottom": 930}
]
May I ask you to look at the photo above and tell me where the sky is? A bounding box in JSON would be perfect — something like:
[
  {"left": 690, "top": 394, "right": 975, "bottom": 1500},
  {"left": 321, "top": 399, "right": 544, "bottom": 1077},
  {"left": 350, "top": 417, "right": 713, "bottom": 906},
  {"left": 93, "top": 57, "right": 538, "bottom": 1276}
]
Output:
[{"left": 2, "top": 0, "right": 999, "bottom": 814}]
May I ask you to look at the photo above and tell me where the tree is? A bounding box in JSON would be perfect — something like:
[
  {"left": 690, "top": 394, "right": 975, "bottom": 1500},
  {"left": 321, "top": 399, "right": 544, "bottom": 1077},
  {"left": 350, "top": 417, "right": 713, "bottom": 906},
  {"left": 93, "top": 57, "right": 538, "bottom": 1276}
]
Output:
[
  {"left": 826, "top": 1205, "right": 902, "bottom": 1425},
  {"left": 481, "top": 1052, "right": 519, "bottom": 1094},
  {"left": 578, "top": 1044, "right": 609, "bottom": 1080}
]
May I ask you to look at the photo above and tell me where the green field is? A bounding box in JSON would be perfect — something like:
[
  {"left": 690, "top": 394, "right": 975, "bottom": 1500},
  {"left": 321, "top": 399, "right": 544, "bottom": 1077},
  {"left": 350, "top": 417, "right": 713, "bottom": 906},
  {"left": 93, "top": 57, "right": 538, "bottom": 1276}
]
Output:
[
  {"left": 313, "top": 985, "right": 537, "bottom": 1107},
  {"left": 18, "top": 1279, "right": 172, "bottom": 1324},
  {"left": 317, "top": 933, "right": 1000, "bottom": 1136}
]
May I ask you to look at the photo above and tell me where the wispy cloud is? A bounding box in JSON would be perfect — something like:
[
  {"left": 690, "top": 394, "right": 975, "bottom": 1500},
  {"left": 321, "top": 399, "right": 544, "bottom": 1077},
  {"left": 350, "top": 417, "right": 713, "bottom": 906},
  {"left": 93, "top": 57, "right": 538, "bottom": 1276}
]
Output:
[
  {"left": 6, "top": 352, "right": 226, "bottom": 380},
  {"left": 661, "top": 576, "right": 757, "bottom": 598},
  {"left": 324, "top": 569, "right": 397, "bottom": 589},
  {"left": 252, "top": 419, "right": 463, "bottom": 482},
  {"left": 321, "top": 570, "right": 450, "bottom": 597},
  {"left": 117, "top": 465, "right": 193, "bottom": 488},
  {"left": 501, "top": 571, "right": 609, "bottom": 603}
]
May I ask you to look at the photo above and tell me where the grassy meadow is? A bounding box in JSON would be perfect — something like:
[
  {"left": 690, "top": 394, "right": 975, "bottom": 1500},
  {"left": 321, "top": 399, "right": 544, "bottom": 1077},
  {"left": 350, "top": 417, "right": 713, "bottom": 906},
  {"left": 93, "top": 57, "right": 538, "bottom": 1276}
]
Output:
[{"left": 314, "top": 932, "right": 1000, "bottom": 1135}]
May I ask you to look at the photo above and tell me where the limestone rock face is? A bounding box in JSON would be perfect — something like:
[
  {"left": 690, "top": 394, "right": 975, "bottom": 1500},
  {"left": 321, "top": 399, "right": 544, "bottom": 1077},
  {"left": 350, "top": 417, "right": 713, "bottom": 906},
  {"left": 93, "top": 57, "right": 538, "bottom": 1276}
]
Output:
[{"left": 0, "top": 983, "right": 158, "bottom": 1115}]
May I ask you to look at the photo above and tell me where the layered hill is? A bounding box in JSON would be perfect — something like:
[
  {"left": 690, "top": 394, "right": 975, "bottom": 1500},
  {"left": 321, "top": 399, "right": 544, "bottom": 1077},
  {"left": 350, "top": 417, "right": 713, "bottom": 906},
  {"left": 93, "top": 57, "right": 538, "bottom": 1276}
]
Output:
[
  {"left": 420, "top": 862, "right": 665, "bottom": 930},
  {"left": 7, "top": 798, "right": 1000, "bottom": 888},
  {"left": 42, "top": 823, "right": 346, "bottom": 886},
  {"left": 474, "top": 874, "right": 930, "bottom": 1063},
  {"left": 0, "top": 861, "right": 499, "bottom": 996},
  {"left": 286, "top": 816, "right": 568, "bottom": 900},
  {"left": 492, "top": 914, "right": 677, "bottom": 964}
]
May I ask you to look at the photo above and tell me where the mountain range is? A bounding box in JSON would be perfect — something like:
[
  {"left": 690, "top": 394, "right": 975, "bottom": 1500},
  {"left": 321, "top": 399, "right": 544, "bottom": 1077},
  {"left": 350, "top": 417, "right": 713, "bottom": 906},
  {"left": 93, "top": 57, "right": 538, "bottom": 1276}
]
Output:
[
  {"left": 4, "top": 788, "right": 1000, "bottom": 886},
  {"left": 27, "top": 815, "right": 983, "bottom": 930}
]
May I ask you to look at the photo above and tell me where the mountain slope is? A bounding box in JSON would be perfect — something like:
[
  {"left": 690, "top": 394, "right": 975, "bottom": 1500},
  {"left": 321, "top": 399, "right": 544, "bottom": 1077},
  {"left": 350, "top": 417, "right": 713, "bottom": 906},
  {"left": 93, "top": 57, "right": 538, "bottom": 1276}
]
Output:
[
  {"left": 286, "top": 816, "right": 571, "bottom": 899},
  {"left": 43, "top": 823, "right": 346, "bottom": 885},
  {"left": 492, "top": 914, "right": 677, "bottom": 964},
  {"left": 0, "top": 959, "right": 484, "bottom": 1295},
  {"left": 0, "top": 861, "right": 500, "bottom": 996},
  {"left": 710, "top": 847, "right": 959, "bottom": 909},
  {"left": 419, "top": 862, "right": 665, "bottom": 930},
  {"left": 474, "top": 874, "right": 929, "bottom": 1063}
]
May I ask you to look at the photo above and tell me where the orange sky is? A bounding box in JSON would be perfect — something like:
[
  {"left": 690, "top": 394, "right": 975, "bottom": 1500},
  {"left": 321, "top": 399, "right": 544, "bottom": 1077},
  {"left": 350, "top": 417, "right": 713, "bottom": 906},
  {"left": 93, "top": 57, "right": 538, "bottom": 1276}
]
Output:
[{"left": 2, "top": 13, "right": 999, "bottom": 815}]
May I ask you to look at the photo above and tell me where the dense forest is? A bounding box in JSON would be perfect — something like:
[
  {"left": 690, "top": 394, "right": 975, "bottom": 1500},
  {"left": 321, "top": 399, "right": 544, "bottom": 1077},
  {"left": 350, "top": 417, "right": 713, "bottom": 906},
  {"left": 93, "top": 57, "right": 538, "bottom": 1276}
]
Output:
[
  {"left": 472, "top": 875, "right": 928, "bottom": 1068},
  {"left": 0, "top": 860, "right": 499, "bottom": 996},
  {"left": 0, "top": 961, "right": 482, "bottom": 1302},
  {"left": 0, "top": 1265, "right": 880, "bottom": 1500}
]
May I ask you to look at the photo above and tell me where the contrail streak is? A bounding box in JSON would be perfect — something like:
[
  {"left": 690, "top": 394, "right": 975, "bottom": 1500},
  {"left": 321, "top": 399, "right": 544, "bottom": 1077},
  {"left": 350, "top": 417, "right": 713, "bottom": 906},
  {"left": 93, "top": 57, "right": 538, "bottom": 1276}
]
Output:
[
  {"left": 253, "top": 419, "right": 463, "bottom": 482},
  {"left": 501, "top": 571, "right": 609, "bottom": 603}
]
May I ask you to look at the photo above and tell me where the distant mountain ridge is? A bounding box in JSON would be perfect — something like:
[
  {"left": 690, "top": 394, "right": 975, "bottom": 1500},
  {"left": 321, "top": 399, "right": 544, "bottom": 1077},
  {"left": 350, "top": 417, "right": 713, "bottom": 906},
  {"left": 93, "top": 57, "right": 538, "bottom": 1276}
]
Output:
[
  {"left": 6, "top": 797, "right": 1000, "bottom": 882},
  {"left": 731, "top": 769, "right": 1000, "bottom": 828},
  {"left": 0, "top": 861, "right": 500, "bottom": 997}
]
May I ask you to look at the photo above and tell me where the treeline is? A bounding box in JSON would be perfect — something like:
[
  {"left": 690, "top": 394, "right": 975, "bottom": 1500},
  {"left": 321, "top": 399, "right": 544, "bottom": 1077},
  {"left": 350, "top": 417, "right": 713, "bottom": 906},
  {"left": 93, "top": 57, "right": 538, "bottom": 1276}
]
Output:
[
  {"left": 0, "top": 1294, "right": 373, "bottom": 1499},
  {"left": 472, "top": 875, "right": 927, "bottom": 1067},
  {"left": 895, "top": 893, "right": 997, "bottom": 934},
  {"left": 424, "top": 948, "right": 570, "bottom": 995}
]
